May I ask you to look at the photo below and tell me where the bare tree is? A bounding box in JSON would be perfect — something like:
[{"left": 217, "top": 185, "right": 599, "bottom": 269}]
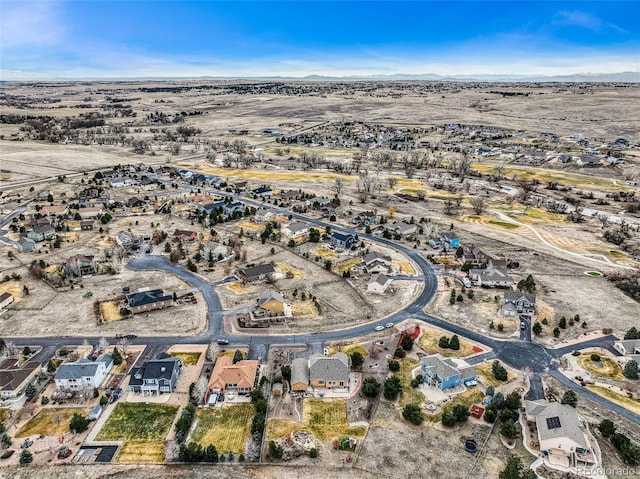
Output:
[
  {"left": 191, "top": 376, "right": 209, "bottom": 403},
  {"left": 442, "top": 199, "right": 457, "bottom": 216},
  {"left": 165, "top": 440, "right": 180, "bottom": 462},
  {"left": 98, "top": 337, "right": 109, "bottom": 351},
  {"left": 206, "top": 343, "right": 219, "bottom": 361},
  {"left": 470, "top": 196, "right": 487, "bottom": 215},
  {"left": 596, "top": 213, "right": 610, "bottom": 228},
  {"left": 492, "top": 165, "right": 506, "bottom": 183},
  {"left": 332, "top": 177, "right": 344, "bottom": 196},
  {"left": 386, "top": 177, "right": 398, "bottom": 190}
]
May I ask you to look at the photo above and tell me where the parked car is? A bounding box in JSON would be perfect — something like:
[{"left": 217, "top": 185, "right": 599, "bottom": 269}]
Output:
[
  {"left": 21, "top": 439, "right": 33, "bottom": 449},
  {"left": 217, "top": 339, "right": 230, "bottom": 345},
  {"left": 385, "top": 322, "right": 394, "bottom": 328},
  {"left": 374, "top": 326, "right": 385, "bottom": 332},
  {"left": 125, "top": 333, "right": 137, "bottom": 339},
  {"left": 520, "top": 321, "right": 526, "bottom": 330}
]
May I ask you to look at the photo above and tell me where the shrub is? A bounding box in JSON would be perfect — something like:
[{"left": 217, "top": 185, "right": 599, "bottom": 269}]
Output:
[
  {"left": 449, "top": 335, "right": 460, "bottom": 351},
  {"left": 598, "top": 419, "right": 616, "bottom": 438},
  {"left": 623, "top": 360, "right": 639, "bottom": 380},
  {"left": 401, "top": 334, "right": 414, "bottom": 351},
  {"left": 383, "top": 376, "right": 402, "bottom": 400},
  {"left": 1, "top": 450, "right": 14, "bottom": 459},
  {"left": 69, "top": 413, "right": 89, "bottom": 434},
  {"left": 361, "top": 377, "right": 381, "bottom": 397},
  {"left": 388, "top": 360, "right": 400, "bottom": 372},
  {"left": 561, "top": 390, "right": 578, "bottom": 408},
  {"left": 590, "top": 354, "right": 601, "bottom": 362},
  {"left": 441, "top": 410, "right": 457, "bottom": 427},
  {"left": 438, "top": 336, "right": 450, "bottom": 348},
  {"left": 402, "top": 404, "right": 424, "bottom": 425},
  {"left": 491, "top": 361, "right": 508, "bottom": 381},
  {"left": 19, "top": 449, "right": 33, "bottom": 466},
  {"left": 394, "top": 348, "right": 406, "bottom": 359}
]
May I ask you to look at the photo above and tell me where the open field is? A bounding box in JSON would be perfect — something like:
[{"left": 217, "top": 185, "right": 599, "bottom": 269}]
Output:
[
  {"left": 190, "top": 403, "right": 254, "bottom": 454},
  {"left": 16, "top": 407, "right": 87, "bottom": 438},
  {"left": 116, "top": 441, "right": 165, "bottom": 463},
  {"left": 101, "top": 301, "right": 122, "bottom": 322},
  {"left": 95, "top": 403, "right": 178, "bottom": 442}
]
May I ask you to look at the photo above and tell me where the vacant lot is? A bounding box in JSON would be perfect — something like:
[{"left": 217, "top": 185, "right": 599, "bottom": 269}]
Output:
[
  {"left": 96, "top": 403, "right": 178, "bottom": 442},
  {"left": 16, "top": 407, "right": 87, "bottom": 438},
  {"left": 398, "top": 358, "right": 423, "bottom": 407},
  {"left": 419, "top": 327, "right": 476, "bottom": 358},
  {"left": 267, "top": 398, "right": 366, "bottom": 443},
  {"left": 586, "top": 386, "right": 640, "bottom": 415},
  {"left": 474, "top": 361, "right": 516, "bottom": 388},
  {"left": 578, "top": 353, "right": 625, "bottom": 380},
  {"left": 189, "top": 403, "right": 254, "bottom": 454}
]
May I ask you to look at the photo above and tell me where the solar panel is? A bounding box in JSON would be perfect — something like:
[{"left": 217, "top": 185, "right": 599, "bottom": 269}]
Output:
[{"left": 546, "top": 416, "right": 561, "bottom": 429}]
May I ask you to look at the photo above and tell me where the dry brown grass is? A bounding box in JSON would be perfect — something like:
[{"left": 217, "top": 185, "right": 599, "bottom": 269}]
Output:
[
  {"left": 392, "top": 261, "right": 416, "bottom": 275},
  {"left": 116, "top": 441, "right": 165, "bottom": 463},
  {"left": 419, "top": 329, "right": 475, "bottom": 358},
  {"left": 190, "top": 403, "right": 254, "bottom": 454},
  {"left": 586, "top": 386, "right": 640, "bottom": 415},
  {"left": 101, "top": 301, "right": 122, "bottom": 322},
  {"left": 312, "top": 247, "right": 337, "bottom": 259},
  {"left": 235, "top": 221, "right": 262, "bottom": 231},
  {"left": 475, "top": 362, "right": 515, "bottom": 388},
  {"left": 226, "top": 282, "right": 248, "bottom": 294},
  {"left": 578, "top": 354, "right": 625, "bottom": 380},
  {"left": 16, "top": 408, "right": 87, "bottom": 438}
]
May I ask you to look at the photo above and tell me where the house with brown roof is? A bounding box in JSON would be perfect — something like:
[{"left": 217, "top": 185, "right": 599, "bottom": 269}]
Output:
[
  {"left": 207, "top": 356, "right": 258, "bottom": 396},
  {"left": 0, "top": 358, "right": 41, "bottom": 399},
  {"left": 172, "top": 229, "right": 199, "bottom": 244},
  {"left": 64, "top": 254, "right": 96, "bottom": 278},
  {"left": 78, "top": 206, "right": 103, "bottom": 219}
]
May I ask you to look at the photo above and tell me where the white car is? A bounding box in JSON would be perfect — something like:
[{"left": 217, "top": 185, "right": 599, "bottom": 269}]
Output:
[
  {"left": 385, "top": 322, "right": 394, "bottom": 328},
  {"left": 374, "top": 325, "right": 385, "bottom": 332}
]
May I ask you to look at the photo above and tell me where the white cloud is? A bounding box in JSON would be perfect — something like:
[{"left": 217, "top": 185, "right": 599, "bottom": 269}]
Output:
[
  {"left": 554, "top": 10, "right": 627, "bottom": 34},
  {"left": 0, "top": 0, "right": 65, "bottom": 49}
]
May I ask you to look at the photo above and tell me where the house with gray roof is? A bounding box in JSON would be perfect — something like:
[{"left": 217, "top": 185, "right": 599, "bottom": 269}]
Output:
[
  {"left": 309, "top": 353, "right": 350, "bottom": 389},
  {"left": 282, "top": 221, "right": 309, "bottom": 239},
  {"left": 503, "top": 291, "right": 536, "bottom": 316},
  {"left": 27, "top": 225, "right": 56, "bottom": 242},
  {"left": 238, "top": 263, "right": 277, "bottom": 283},
  {"left": 55, "top": 354, "right": 113, "bottom": 391},
  {"left": 128, "top": 353, "right": 182, "bottom": 395},
  {"left": 15, "top": 236, "right": 36, "bottom": 253},
  {"left": 613, "top": 339, "right": 640, "bottom": 364},
  {"left": 421, "top": 354, "right": 477, "bottom": 390},
  {"left": 469, "top": 268, "right": 514, "bottom": 288},
  {"left": 367, "top": 274, "right": 393, "bottom": 294},
  {"left": 291, "top": 358, "right": 310, "bottom": 392},
  {"left": 524, "top": 400, "right": 595, "bottom": 467}
]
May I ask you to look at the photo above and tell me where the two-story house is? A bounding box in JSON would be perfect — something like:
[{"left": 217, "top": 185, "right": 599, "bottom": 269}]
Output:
[
  {"left": 128, "top": 353, "right": 182, "bottom": 395},
  {"left": 330, "top": 232, "right": 356, "bottom": 250},
  {"left": 207, "top": 356, "right": 258, "bottom": 397},
  {"left": 421, "top": 354, "right": 477, "bottom": 390},
  {"left": 125, "top": 289, "right": 174, "bottom": 315},
  {"left": 502, "top": 291, "right": 536, "bottom": 316},
  {"left": 55, "top": 354, "right": 113, "bottom": 391}
]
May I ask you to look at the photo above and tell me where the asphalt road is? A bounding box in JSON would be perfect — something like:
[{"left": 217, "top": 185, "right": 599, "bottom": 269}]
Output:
[{"left": 4, "top": 172, "right": 639, "bottom": 425}]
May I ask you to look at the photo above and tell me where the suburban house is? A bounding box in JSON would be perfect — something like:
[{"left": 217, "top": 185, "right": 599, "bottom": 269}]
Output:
[
  {"left": 55, "top": 354, "right": 113, "bottom": 391},
  {"left": 27, "top": 225, "right": 56, "bottom": 242},
  {"left": 64, "top": 254, "right": 96, "bottom": 278},
  {"left": 576, "top": 155, "right": 601, "bottom": 167},
  {"left": 362, "top": 251, "right": 394, "bottom": 274},
  {"left": 172, "top": 229, "right": 198, "bottom": 244},
  {"left": 253, "top": 208, "right": 275, "bottom": 223},
  {"left": 524, "top": 400, "right": 596, "bottom": 467},
  {"left": 309, "top": 353, "right": 350, "bottom": 389},
  {"left": 613, "top": 340, "right": 640, "bottom": 363},
  {"left": 238, "top": 263, "right": 277, "bottom": 284},
  {"left": 438, "top": 233, "right": 461, "bottom": 249},
  {"left": 352, "top": 211, "right": 377, "bottom": 226},
  {"left": 279, "top": 190, "right": 302, "bottom": 202},
  {"left": 127, "top": 197, "right": 145, "bottom": 208},
  {"left": 78, "top": 206, "right": 103, "bottom": 219},
  {"left": 115, "top": 231, "right": 140, "bottom": 249},
  {"left": 282, "top": 221, "right": 309, "bottom": 239},
  {"left": 420, "top": 354, "right": 477, "bottom": 390},
  {"left": 207, "top": 356, "right": 258, "bottom": 396},
  {"left": 40, "top": 205, "right": 68, "bottom": 216},
  {"left": 367, "top": 274, "right": 393, "bottom": 294},
  {"left": 253, "top": 291, "right": 290, "bottom": 319},
  {"left": 0, "top": 358, "right": 40, "bottom": 399},
  {"left": 128, "top": 353, "right": 182, "bottom": 395},
  {"left": 291, "top": 358, "right": 310, "bottom": 392},
  {"left": 201, "top": 241, "right": 230, "bottom": 262},
  {"left": 125, "top": 289, "right": 175, "bottom": 315},
  {"left": 251, "top": 186, "right": 273, "bottom": 198},
  {"left": 461, "top": 245, "right": 494, "bottom": 266},
  {"left": 469, "top": 268, "right": 514, "bottom": 288},
  {"left": 224, "top": 202, "right": 245, "bottom": 215},
  {"left": 502, "top": 291, "right": 536, "bottom": 316},
  {"left": 330, "top": 232, "right": 356, "bottom": 250},
  {"left": 392, "top": 222, "right": 417, "bottom": 239},
  {"left": 15, "top": 236, "right": 36, "bottom": 252},
  {"left": 80, "top": 220, "right": 94, "bottom": 231},
  {"left": 0, "top": 292, "right": 14, "bottom": 312}
]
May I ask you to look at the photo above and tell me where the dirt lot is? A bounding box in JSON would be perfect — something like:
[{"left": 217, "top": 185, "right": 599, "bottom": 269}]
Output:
[
  {"left": 0, "top": 265, "right": 204, "bottom": 337},
  {"left": 356, "top": 401, "right": 534, "bottom": 479}
]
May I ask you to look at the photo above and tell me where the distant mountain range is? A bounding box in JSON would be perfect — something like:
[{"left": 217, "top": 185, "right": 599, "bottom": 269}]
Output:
[{"left": 2, "top": 71, "right": 640, "bottom": 83}]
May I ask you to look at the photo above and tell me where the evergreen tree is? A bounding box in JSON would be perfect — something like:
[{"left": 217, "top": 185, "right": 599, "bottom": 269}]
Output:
[
  {"left": 561, "top": 390, "right": 578, "bottom": 407},
  {"left": 623, "top": 360, "right": 639, "bottom": 380}
]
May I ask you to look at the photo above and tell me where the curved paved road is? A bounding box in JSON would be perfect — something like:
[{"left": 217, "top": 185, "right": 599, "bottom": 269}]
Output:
[{"left": 5, "top": 176, "right": 639, "bottom": 425}]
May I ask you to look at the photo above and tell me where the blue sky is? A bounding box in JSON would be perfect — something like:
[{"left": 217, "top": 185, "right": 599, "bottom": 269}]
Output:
[{"left": 1, "top": 1, "right": 639, "bottom": 79}]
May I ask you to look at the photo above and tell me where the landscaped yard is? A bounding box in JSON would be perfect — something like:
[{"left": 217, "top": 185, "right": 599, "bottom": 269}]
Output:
[
  {"left": 474, "top": 361, "right": 515, "bottom": 388},
  {"left": 328, "top": 343, "right": 368, "bottom": 359},
  {"left": 96, "top": 403, "right": 178, "bottom": 463},
  {"left": 425, "top": 389, "right": 485, "bottom": 423},
  {"left": 398, "top": 358, "right": 424, "bottom": 407},
  {"left": 587, "top": 386, "right": 640, "bottom": 415},
  {"left": 312, "top": 247, "right": 337, "bottom": 259},
  {"left": 189, "top": 403, "right": 254, "bottom": 454},
  {"left": 487, "top": 220, "right": 520, "bottom": 229},
  {"left": 392, "top": 260, "right": 416, "bottom": 275},
  {"left": 419, "top": 329, "right": 475, "bottom": 358},
  {"left": 578, "top": 354, "right": 625, "bottom": 380},
  {"left": 170, "top": 351, "right": 201, "bottom": 366},
  {"left": 265, "top": 398, "right": 367, "bottom": 442},
  {"left": 16, "top": 407, "right": 87, "bottom": 438}
]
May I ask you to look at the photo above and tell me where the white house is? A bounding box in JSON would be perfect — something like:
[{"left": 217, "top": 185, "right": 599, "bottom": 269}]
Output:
[
  {"left": 613, "top": 339, "right": 640, "bottom": 363},
  {"left": 54, "top": 355, "right": 113, "bottom": 391},
  {"left": 367, "top": 274, "right": 393, "bottom": 294},
  {"left": 524, "top": 400, "right": 596, "bottom": 467},
  {"left": 282, "top": 221, "right": 309, "bottom": 239}
]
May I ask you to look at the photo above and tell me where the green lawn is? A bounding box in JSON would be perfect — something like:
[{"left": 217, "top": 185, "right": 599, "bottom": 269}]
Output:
[
  {"left": 487, "top": 220, "right": 520, "bottom": 229},
  {"left": 96, "top": 403, "right": 178, "bottom": 442},
  {"left": 190, "top": 404, "right": 254, "bottom": 454}
]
